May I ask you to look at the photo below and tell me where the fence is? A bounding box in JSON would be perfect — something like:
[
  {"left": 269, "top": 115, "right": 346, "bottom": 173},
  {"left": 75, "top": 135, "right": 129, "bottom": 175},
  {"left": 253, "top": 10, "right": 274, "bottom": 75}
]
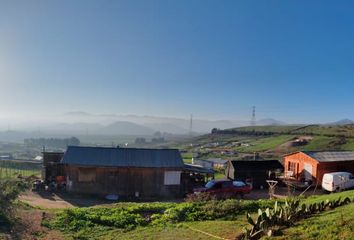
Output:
[{"left": 0, "top": 160, "right": 42, "bottom": 179}]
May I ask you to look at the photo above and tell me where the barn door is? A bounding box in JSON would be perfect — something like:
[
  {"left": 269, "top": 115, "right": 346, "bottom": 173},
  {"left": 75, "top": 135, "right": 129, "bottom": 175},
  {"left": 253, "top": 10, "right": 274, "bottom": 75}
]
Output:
[{"left": 303, "top": 163, "right": 313, "bottom": 181}]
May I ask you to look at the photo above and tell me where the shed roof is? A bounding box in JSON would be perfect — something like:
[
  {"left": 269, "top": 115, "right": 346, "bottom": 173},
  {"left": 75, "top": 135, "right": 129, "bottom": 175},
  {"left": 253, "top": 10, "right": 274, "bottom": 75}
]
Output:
[
  {"left": 61, "top": 146, "right": 184, "bottom": 168},
  {"left": 183, "top": 164, "right": 215, "bottom": 174},
  {"left": 229, "top": 160, "right": 283, "bottom": 171},
  {"left": 198, "top": 158, "right": 228, "bottom": 164},
  {"left": 303, "top": 151, "right": 354, "bottom": 162}
]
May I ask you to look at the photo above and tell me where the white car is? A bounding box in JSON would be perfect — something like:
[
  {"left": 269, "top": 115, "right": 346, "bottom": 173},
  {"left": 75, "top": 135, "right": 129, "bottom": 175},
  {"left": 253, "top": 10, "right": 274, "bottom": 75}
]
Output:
[{"left": 322, "top": 172, "right": 354, "bottom": 192}]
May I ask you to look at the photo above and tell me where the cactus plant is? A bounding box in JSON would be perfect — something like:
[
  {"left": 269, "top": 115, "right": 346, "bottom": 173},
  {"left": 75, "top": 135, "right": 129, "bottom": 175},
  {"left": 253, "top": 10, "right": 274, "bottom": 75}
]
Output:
[{"left": 242, "top": 196, "right": 353, "bottom": 240}]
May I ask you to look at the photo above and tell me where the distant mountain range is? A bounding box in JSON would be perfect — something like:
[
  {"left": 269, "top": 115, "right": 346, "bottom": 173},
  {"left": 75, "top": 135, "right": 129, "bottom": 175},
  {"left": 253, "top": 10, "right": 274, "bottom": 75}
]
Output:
[
  {"left": 2, "top": 111, "right": 354, "bottom": 138},
  {"left": 256, "top": 118, "right": 287, "bottom": 126},
  {"left": 58, "top": 112, "right": 289, "bottom": 135},
  {"left": 327, "top": 119, "right": 354, "bottom": 125}
]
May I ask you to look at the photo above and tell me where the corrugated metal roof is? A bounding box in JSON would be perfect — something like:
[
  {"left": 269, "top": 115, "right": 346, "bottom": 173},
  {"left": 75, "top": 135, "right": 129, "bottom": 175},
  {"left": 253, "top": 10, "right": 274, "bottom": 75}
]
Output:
[
  {"left": 61, "top": 146, "right": 184, "bottom": 168},
  {"left": 304, "top": 151, "right": 354, "bottom": 162},
  {"left": 183, "top": 164, "right": 215, "bottom": 174},
  {"left": 198, "top": 158, "right": 228, "bottom": 164}
]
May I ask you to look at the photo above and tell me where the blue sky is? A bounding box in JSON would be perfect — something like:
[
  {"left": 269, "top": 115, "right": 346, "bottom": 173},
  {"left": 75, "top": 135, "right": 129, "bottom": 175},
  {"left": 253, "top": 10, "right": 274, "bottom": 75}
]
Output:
[{"left": 1, "top": 0, "right": 354, "bottom": 123}]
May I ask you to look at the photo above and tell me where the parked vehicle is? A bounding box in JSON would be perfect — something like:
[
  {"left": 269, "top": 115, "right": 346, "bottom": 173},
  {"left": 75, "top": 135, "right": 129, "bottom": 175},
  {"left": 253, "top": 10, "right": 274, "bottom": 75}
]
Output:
[
  {"left": 322, "top": 172, "right": 354, "bottom": 192},
  {"left": 32, "top": 180, "right": 45, "bottom": 192},
  {"left": 193, "top": 179, "right": 252, "bottom": 199}
]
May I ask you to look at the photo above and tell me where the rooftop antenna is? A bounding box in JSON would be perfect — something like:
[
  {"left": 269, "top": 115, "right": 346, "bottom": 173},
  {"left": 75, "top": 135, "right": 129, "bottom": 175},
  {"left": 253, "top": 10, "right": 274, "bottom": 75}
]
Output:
[
  {"left": 251, "top": 106, "right": 256, "bottom": 126},
  {"left": 189, "top": 114, "right": 193, "bottom": 136}
]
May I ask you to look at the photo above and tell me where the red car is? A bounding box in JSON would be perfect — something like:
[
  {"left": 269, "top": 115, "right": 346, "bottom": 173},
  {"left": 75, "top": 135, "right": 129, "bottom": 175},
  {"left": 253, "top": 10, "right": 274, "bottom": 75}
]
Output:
[{"left": 193, "top": 179, "right": 252, "bottom": 199}]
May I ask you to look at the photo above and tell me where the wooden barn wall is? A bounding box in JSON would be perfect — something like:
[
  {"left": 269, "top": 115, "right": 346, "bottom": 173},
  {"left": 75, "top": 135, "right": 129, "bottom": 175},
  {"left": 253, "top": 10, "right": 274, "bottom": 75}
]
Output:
[
  {"left": 284, "top": 152, "right": 354, "bottom": 184},
  {"left": 64, "top": 166, "right": 182, "bottom": 198},
  {"left": 283, "top": 152, "right": 319, "bottom": 182},
  {"left": 317, "top": 161, "right": 354, "bottom": 184}
]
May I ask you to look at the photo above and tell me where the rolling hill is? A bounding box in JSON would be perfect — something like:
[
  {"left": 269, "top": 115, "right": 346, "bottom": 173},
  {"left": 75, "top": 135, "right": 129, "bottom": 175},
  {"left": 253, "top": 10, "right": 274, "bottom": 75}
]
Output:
[{"left": 177, "top": 124, "right": 354, "bottom": 160}]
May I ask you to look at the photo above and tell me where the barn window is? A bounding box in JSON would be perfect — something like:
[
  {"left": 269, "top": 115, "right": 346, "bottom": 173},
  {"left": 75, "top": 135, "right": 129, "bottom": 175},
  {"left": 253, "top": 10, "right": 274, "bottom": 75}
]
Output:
[
  {"left": 164, "top": 171, "right": 181, "bottom": 185},
  {"left": 287, "top": 162, "right": 297, "bottom": 176},
  {"left": 78, "top": 168, "right": 96, "bottom": 182}
]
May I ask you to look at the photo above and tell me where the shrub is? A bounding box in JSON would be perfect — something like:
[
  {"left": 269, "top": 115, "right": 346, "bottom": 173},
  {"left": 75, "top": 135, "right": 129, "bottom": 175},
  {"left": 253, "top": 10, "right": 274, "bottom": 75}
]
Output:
[
  {"left": 0, "top": 179, "right": 29, "bottom": 226},
  {"left": 152, "top": 202, "right": 205, "bottom": 224},
  {"left": 242, "top": 197, "right": 354, "bottom": 239},
  {"left": 185, "top": 192, "right": 218, "bottom": 202},
  {"left": 52, "top": 208, "right": 146, "bottom": 231},
  {"left": 50, "top": 199, "right": 279, "bottom": 233}
]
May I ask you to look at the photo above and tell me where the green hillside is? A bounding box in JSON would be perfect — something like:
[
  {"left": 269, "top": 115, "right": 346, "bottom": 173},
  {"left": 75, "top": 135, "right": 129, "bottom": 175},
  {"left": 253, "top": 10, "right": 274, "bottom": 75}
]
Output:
[
  {"left": 269, "top": 202, "right": 354, "bottom": 240},
  {"left": 219, "top": 124, "right": 354, "bottom": 137},
  {"left": 179, "top": 124, "right": 354, "bottom": 160}
]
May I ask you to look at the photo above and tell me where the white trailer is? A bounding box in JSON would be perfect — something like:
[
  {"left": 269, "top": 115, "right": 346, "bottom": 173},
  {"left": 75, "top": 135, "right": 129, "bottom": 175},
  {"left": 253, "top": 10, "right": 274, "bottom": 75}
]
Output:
[{"left": 322, "top": 172, "right": 354, "bottom": 192}]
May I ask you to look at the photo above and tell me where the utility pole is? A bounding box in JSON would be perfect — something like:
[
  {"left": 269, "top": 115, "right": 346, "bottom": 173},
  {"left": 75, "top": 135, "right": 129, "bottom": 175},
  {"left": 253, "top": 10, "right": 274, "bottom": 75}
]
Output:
[
  {"left": 251, "top": 106, "right": 256, "bottom": 126},
  {"left": 189, "top": 114, "right": 193, "bottom": 136}
]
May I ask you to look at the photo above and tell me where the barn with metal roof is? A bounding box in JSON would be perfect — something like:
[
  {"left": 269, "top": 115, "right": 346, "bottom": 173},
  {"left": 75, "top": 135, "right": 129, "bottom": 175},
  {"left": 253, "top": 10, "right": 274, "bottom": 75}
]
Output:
[
  {"left": 48, "top": 146, "right": 212, "bottom": 199},
  {"left": 62, "top": 146, "right": 184, "bottom": 168},
  {"left": 284, "top": 151, "right": 354, "bottom": 185}
]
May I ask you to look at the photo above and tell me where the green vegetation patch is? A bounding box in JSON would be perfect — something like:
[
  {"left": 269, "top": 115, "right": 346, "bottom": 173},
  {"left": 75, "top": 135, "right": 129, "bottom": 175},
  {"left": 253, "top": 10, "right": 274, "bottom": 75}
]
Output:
[
  {"left": 243, "top": 190, "right": 354, "bottom": 239},
  {"left": 47, "top": 190, "right": 354, "bottom": 240},
  {"left": 339, "top": 138, "right": 354, "bottom": 151},
  {"left": 0, "top": 179, "right": 29, "bottom": 232},
  {"left": 300, "top": 136, "right": 337, "bottom": 151},
  {"left": 231, "top": 125, "right": 304, "bottom": 134},
  {"left": 302, "top": 189, "right": 354, "bottom": 205},
  {"left": 49, "top": 199, "right": 276, "bottom": 236},
  {"left": 270, "top": 202, "right": 354, "bottom": 240},
  {"left": 234, "top": 135, "right": 293, "bottom": 152}
]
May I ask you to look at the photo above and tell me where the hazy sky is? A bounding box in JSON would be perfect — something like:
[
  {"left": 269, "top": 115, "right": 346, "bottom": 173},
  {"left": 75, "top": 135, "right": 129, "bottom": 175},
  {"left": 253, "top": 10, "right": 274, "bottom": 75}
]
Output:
[{"left": 1, "top": 0, "right": 354, "bottom": 123}]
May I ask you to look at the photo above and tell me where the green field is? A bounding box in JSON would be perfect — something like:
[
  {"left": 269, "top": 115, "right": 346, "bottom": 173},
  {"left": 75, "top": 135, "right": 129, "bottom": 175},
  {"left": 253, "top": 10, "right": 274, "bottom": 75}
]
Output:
[
  {"left": 300, "top": 136, "right": 335, "bottom": 151},
  {"left": 181, "top": 152, "right": 194, "bottom": 164},
  {"left": 63, "top": 220, "right": 246, "bottom": 240},
  {"left": 0, "top": 167, "right": 40, "bottom": 179},
  {"left": 184, "top": 124, "right": 354, "bottom": 160},
  {"left": 234, "top": 135, "right": 294, "bottom": 152},
  {"left": 42, "top": 190, "right": 354, "bottom": 240},
  {"left": 228, "top": 125, "right": 306, "bottom": 134},
  {"left": 0, "top": 161, "right": 41, "bottom": 179},
  {"left": 270, "top": 202, "right": 354, "bottom": 240},
  {"left": 225, "top": 124, "right": 354, "bottom": 137}
]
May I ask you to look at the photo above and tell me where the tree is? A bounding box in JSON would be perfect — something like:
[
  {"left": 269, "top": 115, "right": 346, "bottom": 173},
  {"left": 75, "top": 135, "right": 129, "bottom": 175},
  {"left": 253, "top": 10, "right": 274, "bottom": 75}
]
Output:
[
  {"left": 211, "top": 128, "right": 219, "bottom": 134},
  {"left": 135, "top": 138, "right": 146, "bottom": 144}
]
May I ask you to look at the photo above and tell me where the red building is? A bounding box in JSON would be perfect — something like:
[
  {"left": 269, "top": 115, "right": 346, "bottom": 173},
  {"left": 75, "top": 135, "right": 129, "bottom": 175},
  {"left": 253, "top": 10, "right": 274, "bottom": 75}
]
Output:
[{"left": 284, "top": 151, "right": 354, "bottom": 184}]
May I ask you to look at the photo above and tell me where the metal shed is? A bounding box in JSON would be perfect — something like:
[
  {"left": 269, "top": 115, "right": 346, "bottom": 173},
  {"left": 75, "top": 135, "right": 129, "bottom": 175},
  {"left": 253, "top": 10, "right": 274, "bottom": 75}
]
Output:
[{"left": 225, "top": 160, "right": 283, "bottom": 188}]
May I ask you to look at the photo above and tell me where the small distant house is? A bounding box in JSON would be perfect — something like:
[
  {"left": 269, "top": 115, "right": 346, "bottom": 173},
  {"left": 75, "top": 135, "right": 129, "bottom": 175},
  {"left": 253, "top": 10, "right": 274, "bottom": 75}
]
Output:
[
  {"left": 192, "top": 158, "right": 228, "bottom": 169},
  {"left": 0, "top": 154, "right": 12, "bottom": 160},
  {"left": 284, "top": 151, "right": 354, "bottom": 184},
  {"left": 211, "top": 158, "right": 228, "bottom": 168},
  {"left": 225, "top": 160, "right": 283, "bottom": 188},
  {"left": 192, "top": 159, "right": 213, "bottom": 169},
  {"left": 44, "top": 146, "right": 213, "bottom": 199},
  {"left": 34, "top": 155, "right": 43, "bottom": 161}
]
